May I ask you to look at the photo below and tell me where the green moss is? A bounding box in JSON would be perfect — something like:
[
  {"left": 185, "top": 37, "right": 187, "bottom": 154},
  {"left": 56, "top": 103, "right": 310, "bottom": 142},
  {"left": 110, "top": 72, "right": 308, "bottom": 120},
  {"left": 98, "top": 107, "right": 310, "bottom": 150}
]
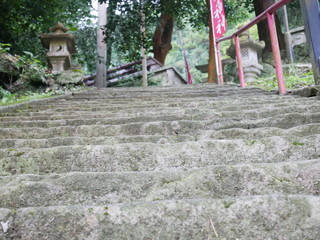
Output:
[
  {"left": 292, "top": 142, "right": 304, "bottom": 146},
  {"left": 223, "top": 201, "right": 235, "bottom": 209},
  {"left": 162, "top": 180, "right": 174, "bottom": 184},
  {"left": 273, "top": 177, "right": 291, "bottom": 183},
  {"left": 15, "top": 152, "right": 25, "bottom": 157}
]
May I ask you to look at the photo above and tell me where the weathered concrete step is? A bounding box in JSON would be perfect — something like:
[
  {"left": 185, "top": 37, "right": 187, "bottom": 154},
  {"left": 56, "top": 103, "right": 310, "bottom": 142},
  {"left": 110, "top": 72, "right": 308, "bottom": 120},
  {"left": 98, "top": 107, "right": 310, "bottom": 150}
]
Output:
[
  {"left": 4, "top": 96, "right": 312, "bottom": 114},
  {"left": 0, "top": 113, "right": 212, "bottom": 128},
  {"left": 1, "top": 112, "right": 320, "bottom": 139},
  {"left": 0, "top": 124, "right": 318, "bottom": 149},
  {"left": 207, "top": 123, "right": 320, "bottom": 140},
  {"left": 27, "top": 93, "right": 289, "bottom": 107},
  {"left": 69, "top": 89, "right": 272, "bottom": 100},
  {"left": 0, "top": 100, "right": 318, "bottom": 124},
  {"left": 24, "top": 92, "right": 274, "bottom": 106},
  {"left": 0, "top": 160, "right": 319, "bottom": 208},
  {"left": 1, "top": 104, "right": 319, "bottom": 128},
  {"left": 215, "top": 112, "right": 320, "bottom": 130},
  {"left": 0, "top": 110, "right": 188, "bottom": 121},
  {"left": 0, "top": 108, "right": 189, "bottom": 118},
  {"left": 2, "top": 195, "right": 320, "bottom": 239},
  {"left": 4, "top": 102, "right": 318, "bottom": 123},
  {"left": 0, "top": 120, "right": 206, "bottom": 139},
  {"left": 31, "top": 98, "right": 317, "bottom": 112},
  {"left": 0, "top": 95, "right": 315, "bottom": 118},
  {"left": 1, "top": 136, "right": 319, "bottom": 175},
  {"left": 75, "top": 85, "right": 267, "bottom": 94},
  {"left": 0, "top": 134, "right": 195, "bottom": 149}
]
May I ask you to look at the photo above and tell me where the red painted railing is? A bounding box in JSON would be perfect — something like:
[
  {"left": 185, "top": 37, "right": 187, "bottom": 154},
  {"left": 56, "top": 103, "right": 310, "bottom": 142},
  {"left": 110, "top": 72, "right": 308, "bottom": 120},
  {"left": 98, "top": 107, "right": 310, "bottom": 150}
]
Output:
[{"left": 216, "top": 0, "right": 292, "bottom": 95}]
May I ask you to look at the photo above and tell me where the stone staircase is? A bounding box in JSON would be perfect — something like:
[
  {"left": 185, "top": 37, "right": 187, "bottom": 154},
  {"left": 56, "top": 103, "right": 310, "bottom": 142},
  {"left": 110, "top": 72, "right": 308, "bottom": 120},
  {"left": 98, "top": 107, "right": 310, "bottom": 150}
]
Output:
[{"left": 0, "top": 85, "right": 320, "bottom": 239}]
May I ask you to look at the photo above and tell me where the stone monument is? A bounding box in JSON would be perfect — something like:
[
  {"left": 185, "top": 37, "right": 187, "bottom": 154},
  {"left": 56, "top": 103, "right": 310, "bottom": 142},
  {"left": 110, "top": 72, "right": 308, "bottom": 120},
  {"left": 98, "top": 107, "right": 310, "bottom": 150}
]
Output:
[
  {"left": 227, "top": 30, "right": 265, "bottom": 82},
  {"left": 40, "top": 22, "right": 76, "bottom": 74}
]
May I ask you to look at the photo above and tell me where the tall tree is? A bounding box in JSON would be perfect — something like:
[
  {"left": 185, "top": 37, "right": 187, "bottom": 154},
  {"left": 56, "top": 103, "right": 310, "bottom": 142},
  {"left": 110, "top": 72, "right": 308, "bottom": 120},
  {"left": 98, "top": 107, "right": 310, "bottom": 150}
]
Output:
[
  {"left": 0, "top": 0, "right": 92, "bottom": 55},
  {"left": 103, "top": 0, "right": 207, "bottom": 64},
  {"left": 152, "top": 13, "right": 174, "bottom": 65},
  {"left": 253, "top": 0, "right": 285, "bottom": 52}
]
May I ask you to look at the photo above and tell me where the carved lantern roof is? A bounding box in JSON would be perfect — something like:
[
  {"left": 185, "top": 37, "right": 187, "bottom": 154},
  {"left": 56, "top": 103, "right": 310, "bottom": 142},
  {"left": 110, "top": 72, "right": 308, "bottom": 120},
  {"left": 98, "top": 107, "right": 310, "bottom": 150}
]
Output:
[{"left": 40, "top": 22, "right": 76, "bottom": 54}]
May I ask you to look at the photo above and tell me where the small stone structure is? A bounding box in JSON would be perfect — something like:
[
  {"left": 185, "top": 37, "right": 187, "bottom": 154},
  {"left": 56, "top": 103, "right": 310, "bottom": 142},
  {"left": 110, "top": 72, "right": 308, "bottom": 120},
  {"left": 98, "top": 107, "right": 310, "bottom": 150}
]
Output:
[
  {"left": 290, "top": 26, "right": 307, "bottom": 47},
  {"left": 40, "top": 23, "right": 76, "bottom": 74},
  {"left": 227, "top": 31, "right": 265, "bottom": 82},
  {"left": 106, "top": 57, "right": 186, "bottom": 87},
  {"left": 148, "top": 66, "right": 186, "bottom": 86}
]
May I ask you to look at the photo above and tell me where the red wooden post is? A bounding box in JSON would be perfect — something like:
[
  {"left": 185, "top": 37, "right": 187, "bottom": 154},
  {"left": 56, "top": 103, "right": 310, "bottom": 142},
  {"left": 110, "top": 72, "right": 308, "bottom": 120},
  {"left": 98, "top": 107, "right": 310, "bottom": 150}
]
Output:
[
  {"left": 216, "top": 42, "right": 224, "bottom": 85},
  {"left": 234, "top": 35, "right": 245, "bottom": 88},
  {"left": 267, "top": 12, "right": 286, "bottom": 95}
]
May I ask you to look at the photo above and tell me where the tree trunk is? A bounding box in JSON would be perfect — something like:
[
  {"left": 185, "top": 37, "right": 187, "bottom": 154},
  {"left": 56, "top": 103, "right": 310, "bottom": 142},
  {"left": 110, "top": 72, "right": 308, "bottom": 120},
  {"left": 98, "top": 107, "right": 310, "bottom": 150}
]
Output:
[
  {"left": 153, "top": 13, "right": 174, "bottom": 65},
  {"left": 206, "top": 0, "right": 218, "bottom": 83},
  {"left": 253, "top": 0, "right": 285, "bottom": 52}
]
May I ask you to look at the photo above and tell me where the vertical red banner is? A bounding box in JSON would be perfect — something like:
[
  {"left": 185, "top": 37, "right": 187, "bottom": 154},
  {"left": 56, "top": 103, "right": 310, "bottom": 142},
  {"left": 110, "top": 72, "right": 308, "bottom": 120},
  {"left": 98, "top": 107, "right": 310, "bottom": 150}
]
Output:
[
  {"left": 210, "top": 0, "right": 227, "bottom": 39},
  {"left": 184, "top": 52, "right": 193, "bottom": 85}
]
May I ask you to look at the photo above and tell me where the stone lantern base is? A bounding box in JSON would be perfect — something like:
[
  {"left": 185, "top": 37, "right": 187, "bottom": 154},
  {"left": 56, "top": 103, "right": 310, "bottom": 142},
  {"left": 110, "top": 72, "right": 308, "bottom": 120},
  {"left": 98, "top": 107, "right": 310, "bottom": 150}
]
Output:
[
  {"left": 243, "top": 63, "right": 264, "bottom": 83},
  {"left": 47, "top": 56, "right": 71, "bottom": 74}
]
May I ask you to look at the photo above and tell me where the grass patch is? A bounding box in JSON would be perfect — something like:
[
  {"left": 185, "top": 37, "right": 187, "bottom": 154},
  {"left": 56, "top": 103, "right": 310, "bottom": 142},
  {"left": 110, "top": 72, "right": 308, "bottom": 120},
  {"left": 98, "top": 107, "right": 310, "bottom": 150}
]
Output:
[
  {"left": 247, "top": 66, "right": 315, "bottom": 91},
  {"left": 0, "top": 87, "right": 53, "bottom": 106}
]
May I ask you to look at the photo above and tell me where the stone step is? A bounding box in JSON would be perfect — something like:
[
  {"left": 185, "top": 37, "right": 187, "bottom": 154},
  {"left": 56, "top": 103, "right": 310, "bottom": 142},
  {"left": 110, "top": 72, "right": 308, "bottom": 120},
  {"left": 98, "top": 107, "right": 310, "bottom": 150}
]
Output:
[
  {"left": 49, "top": 96, "right": 300, "bottom": 110},
  {"left": 3, "top": 96, "right": 313, "bottom": 113},
  {"left": 0, "top": 100, "right": 318, "bottom": 125},
  {"left": 0, "top": 160, "right": 319, "bottom": 208},
  {"left": 206, "top": 123, "right": 320, "bottom": 140},
  {"left": 8, "top": 92, "right": 278, "bottom": 111},
  {"left": 0, "top": 104, "right": 319, "bottom": 128},
  {"left": 0, "top": 134, "right": 194, "bottom": 149},
  {"left": 0, "top": 95, "right": 315, "bottom": 118},
  {"left": 1, "top": 136, "right": 319, "bottom": 175},
  {"left": 68, "top": 89, "right": 272, "bottom": 100},
  {"left": 1, "top": 195, "right": 319, "bottom": 239},
  {"left": 0, "top": 120, "right": 206, "bottom": 139},
  {"left": 1, "top": 112, "right": 320, "bottom": 139},
  {"left": 0, "top": 113, "right": 212, "bottom": 128},
  {"left": 21, "top": 93, "right": 292, "bottom": 105},
  {"left": 0, "top": 123, "right": 318, "bottom": 149},
  {"left": 37, "top": 99, "right": 317, "bottom": 112},
  {"left": 3, "top": 103, "right": 318, "bottom": 125}
]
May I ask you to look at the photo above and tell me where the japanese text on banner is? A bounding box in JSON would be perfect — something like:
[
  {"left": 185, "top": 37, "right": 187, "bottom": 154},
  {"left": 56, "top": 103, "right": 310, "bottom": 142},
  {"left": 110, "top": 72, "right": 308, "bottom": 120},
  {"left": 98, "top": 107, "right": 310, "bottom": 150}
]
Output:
[{"left": 211, "top": 0, "right": 227, "bottom": 39}]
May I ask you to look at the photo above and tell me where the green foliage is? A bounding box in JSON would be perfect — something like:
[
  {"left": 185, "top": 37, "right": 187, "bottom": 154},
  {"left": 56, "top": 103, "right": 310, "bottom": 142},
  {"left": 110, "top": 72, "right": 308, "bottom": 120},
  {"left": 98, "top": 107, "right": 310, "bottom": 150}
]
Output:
[
  {"left": 0, "top": 43, "right": 11, "bottom": 54},
  {"left": 0, "top": 87, "right": 16, "bottom": 104},
  {"left": 248, "top": 66, "right": 314, "bottom": 91},
  {"left": 0, "top": 0, "right": 92, "bottom": 56},
  {"left": 0, "top": 45, "right": 52, "bottom": 91},
  {"left": 73, "top": 24, "right": 97, "bottom": 73},
  {"left": 104, "top": 0, "right": 256, "bottom": 67},
  {"left": 282, "top": 0, "right": 303, "bottom": 29},
  {"left": 166, "top": 25, "right": 209, "bottom": 83},
  {"left": 0, "top": 44, "right": 86, "bottom": 93},
  {"left": 224, "top": 0, "right": 254, "bottom": 24},
  {"left": 16, "top": 52, "right": 47, "bottom": 85},
  {"left": 0, "top": 87, "right": 53, "bottom": 105}
]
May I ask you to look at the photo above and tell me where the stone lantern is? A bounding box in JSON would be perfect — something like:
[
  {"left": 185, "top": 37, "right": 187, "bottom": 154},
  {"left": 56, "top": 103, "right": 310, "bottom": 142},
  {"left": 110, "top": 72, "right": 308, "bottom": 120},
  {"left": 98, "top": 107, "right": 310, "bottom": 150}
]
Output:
[
  {"left": 227, "top": 31, "right": 265, "bottom": 82},
  {"left": 40, "top": 22, "right": 76, "bottom": 74}
]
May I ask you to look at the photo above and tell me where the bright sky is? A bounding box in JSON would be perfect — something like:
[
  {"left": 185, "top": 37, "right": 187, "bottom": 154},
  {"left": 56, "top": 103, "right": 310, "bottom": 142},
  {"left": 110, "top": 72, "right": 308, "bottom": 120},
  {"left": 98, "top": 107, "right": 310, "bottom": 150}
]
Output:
[{"left": 91, "top": 0, "right": 98, "bottom": 16}]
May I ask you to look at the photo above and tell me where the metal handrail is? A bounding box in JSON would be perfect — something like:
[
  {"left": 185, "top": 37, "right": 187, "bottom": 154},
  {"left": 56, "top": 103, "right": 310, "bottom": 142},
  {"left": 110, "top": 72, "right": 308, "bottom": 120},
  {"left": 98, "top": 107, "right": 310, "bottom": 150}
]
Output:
[{"left": 215, "top": 0, "right": 293, "bottom": 95}]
